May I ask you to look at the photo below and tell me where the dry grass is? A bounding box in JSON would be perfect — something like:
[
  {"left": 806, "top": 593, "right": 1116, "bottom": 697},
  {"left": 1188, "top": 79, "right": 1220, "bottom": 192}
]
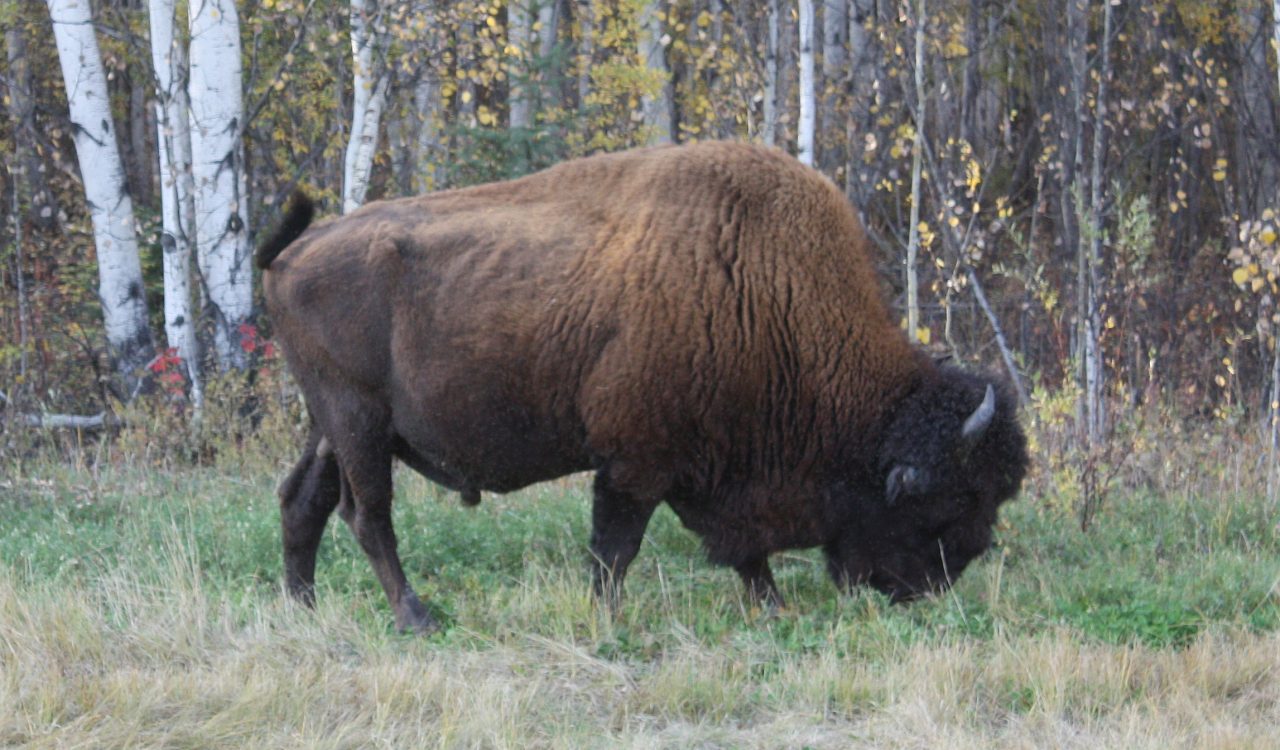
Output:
[{"left": 2, "top": 532, "right": 1277, "bottom": 749}]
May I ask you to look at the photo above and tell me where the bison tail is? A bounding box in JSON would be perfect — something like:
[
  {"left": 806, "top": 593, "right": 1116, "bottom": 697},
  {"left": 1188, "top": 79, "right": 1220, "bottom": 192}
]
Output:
[{"left": 255, "top": 190, "right": 316, "bottom": 270}]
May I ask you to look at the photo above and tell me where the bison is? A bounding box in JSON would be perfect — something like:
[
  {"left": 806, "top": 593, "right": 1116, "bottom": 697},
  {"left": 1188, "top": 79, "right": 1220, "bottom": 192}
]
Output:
[{"left": 256, "top": 142, "right": 1028, "bottom": 633}]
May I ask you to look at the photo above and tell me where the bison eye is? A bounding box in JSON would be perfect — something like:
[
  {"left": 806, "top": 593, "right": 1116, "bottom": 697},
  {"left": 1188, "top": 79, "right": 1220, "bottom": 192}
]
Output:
[{"left": 885, "top": 464, "right": 925, "bottom": 505}]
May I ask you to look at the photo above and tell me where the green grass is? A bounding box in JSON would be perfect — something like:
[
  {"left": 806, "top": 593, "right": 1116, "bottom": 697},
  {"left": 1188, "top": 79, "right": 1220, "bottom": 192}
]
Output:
[
  {"left": 3, "top": 461, "right": 1277, "bottom": 649},
  {"left": 2, "top": 458, "right": 1279, "bottom": 747}
]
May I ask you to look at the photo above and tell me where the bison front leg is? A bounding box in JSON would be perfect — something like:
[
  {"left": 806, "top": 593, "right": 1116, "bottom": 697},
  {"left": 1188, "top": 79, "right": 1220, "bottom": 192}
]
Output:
[
  {"left": 734, "top": 556, "right": 785, "bottom": 611},
  {"left": 589, "top": 472, "right": 659, "bottom": 611},
  {"left": 279, "top": 428, "right": 342, "bottom": 606}
]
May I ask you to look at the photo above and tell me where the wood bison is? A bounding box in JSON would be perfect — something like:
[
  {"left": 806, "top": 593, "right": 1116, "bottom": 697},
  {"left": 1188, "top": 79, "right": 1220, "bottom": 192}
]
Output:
[{"left": 256, "top": 142, "right": 1028, "bottom": 633}]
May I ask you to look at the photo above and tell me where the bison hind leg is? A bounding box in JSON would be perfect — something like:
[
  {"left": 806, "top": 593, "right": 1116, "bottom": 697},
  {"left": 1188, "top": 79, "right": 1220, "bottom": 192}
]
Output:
[
  {"left": 460, "top": 488, "right": 481, "bottom": 506},
  {"left": 280, "top": 430, "right": 342, "bottom": 606}
]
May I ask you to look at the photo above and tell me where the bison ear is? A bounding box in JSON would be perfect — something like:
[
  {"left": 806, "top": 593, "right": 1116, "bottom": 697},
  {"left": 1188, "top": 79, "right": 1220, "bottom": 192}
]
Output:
[
  {"left": 961, "top": 384, "right": 996, "bottom": 446},
  {"left": 885, "top": 465, "right": 923, "bottom": 505}
]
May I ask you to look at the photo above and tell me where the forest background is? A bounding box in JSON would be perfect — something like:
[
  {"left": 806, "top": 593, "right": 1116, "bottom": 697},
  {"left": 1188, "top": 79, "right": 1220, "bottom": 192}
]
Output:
[{"left": 2, "top": 0, "right": 1280, "bottom": 500}]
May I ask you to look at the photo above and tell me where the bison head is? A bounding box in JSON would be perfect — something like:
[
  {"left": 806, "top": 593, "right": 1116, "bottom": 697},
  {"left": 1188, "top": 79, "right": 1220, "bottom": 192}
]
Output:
[{"left": 826, "top": 371, "right": 1028, "bottom": 602}]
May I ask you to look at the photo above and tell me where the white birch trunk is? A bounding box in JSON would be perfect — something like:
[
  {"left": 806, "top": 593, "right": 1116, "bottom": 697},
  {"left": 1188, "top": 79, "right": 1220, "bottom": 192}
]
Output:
[
  {"left": 412, "top": 72, "right": 446, "bottom": 192},
  {"left": 1084, "top": 0, "right": 1112, "bottom": 444},
  {"left": 577, "top": 0, "right": 593, "bottom": 107},
  {"left": 537, "top": 0, "right": 559, "bottom": 59},
  {"left": 509, "top": 0, "right": 533, "bottom": 129},
  {"left": 797, "top": 0, "right": 816, "bottom": 165},
  {"left": 763, "top": 0, "right": 779, "bottom": 146},
  {"left": 1269, "top": 0, "right": 1280, "bottom": 502},
  {"left": 47, "top": 0, "right": 156, "bottom": 395},
  {"left": 148, "top": 0, "right": 201, "bottom": 405},
  {"left": 844, "top": 0, "right": 874, "bottom": 198},
  {"left": 904, "top": 0, "right": 926, "bottom": 342},
  {"left": 344, "top": 0, "right": 390, "bottom": 213},
  {"left": 638, "top": 0, "right": 673, "bottom": 144},
  {"left": 1274, "top": 0, "right": 1280, "bottom": 99},
  {"left": 820, "top": 0, "right": 847, "bottom": 165},
  {"left": 189, "top": 0, "right": 252, "bottom": 371}
]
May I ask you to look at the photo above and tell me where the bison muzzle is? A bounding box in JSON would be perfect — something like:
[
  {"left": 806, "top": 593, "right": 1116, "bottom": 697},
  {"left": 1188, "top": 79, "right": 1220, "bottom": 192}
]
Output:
[{"left": 257, "top": 142, "right": 1028, "bottom": 633}]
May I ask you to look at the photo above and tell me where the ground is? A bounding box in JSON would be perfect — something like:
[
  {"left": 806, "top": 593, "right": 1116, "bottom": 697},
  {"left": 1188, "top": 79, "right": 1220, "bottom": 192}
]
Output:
[{"left": 1, "top": 454, "right": 1278, "bottom": 748}]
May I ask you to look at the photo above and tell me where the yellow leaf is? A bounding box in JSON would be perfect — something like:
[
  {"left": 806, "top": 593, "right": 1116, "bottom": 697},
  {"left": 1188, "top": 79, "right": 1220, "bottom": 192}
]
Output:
[
  {"left": 1105, "top": 316, "right": 1116, "bottom": 329},
  {"left": 1213, "top": 171, "right": 1226, "bottom": 182},
  {"left": 1232, "top": 267, "right": 1249, "bottom": 286},
  {"left": 1262, "top": 228, "right": 1277, "bottom": 245},
  {"left": 461, "top": 89, "right": 472, "bottom": 103},
  {"left": 916, "top": 327, "right": 931, "bottom": 345}
]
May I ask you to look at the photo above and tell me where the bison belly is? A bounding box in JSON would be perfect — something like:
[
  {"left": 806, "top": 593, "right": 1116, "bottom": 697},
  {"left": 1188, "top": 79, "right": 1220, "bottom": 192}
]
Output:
[{"left": 388, "top": 375, "right": 590, "bottom": 494}]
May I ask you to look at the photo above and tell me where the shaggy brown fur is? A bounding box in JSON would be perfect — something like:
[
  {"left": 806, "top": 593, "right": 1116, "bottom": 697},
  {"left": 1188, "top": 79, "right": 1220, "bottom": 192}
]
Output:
[{"left": 259, "top": 142, "right": 1027, "bottom": 633}]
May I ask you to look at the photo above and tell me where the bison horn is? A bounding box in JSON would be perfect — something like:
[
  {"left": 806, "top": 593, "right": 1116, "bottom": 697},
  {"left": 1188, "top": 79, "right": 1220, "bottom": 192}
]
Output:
[{"left": 961, "top": 384, "right": 996, "bottom": 444}]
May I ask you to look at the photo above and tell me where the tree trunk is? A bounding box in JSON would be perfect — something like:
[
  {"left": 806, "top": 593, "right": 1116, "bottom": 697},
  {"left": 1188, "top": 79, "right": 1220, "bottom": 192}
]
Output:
[
  {"left": 762, "top": 0, "right": 780, "bottom": 146},
  {"left": 1062, "top": 0, "right": 1086, "bottom": 436},
  {"left": 960, "top": 0, "right": 980, "bottom": 146},
  {"left": 509, "top": 0, "right": 533, "bottom": 129},
  {"left": 797, "top": 0, "right": 815, "bottom": 165},
  {"left": 47, "top": 0, "right": 156, "bottom": 397},
  {"left": 904, "top": 0, "right": 926, "bottom": 342},
  {"left": 1084, "top": 0, "right": 1112, "bottom": 444},
  {"left": 576, "top": 0, "right": 593, "bottom": 108},
  {"left": 537, "top": 0, "right": 560, "bottom": 58},
  {"left": 638, "top": 0, "right": 673, "bottom": 143},
  {"left": 406, "top": 1, "right": 445, "bottom": 193},
  {"left": 343, "top": 0, "right": 391, "bottom": 213},
  {"left": 5, "top": 24, "right": 58, "bottom": 233},
  {"left": 148, "top": 0, "right": 202, "bottom": 406},
  {"left": 188, "top": 0, "right": 253, "bottom": 371},
  {"left": 820, "top": 0, "right": 847, "bottom": 168},
  {"left": 843, "top": 0, "right": 875, "bottom": 202}
]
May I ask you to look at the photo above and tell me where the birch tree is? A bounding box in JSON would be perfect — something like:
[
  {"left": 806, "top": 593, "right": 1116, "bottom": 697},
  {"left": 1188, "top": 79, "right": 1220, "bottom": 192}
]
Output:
[
  {"left": 536, "top": 0, "right": 559, "bottom": 59},
  {"left": 343, "top": 0, "right": 391, "bottom": 213},
  {"left": 509, "top": 0, "right": 534, "bottom": 129},
  {"left": 638, "top": 0, "right": 673, "bottom": 144},
  {"left": 410, "top": 2, "right": 446, "bottom": 192},
  {"left": 47, "top": 0, "right": 156, "bottom": 396},
  {"left": 5, "top": 24, "right": 58, "bottom": 233},
  {"left": 148, "top": 0, "right": 201, "bottom": 403},
  {"left": 762, "top": 0, "right": 779, "bottom": 146},
  {"left": 576, "top": 0, "right": 593, "bottom": 107},
  {"left": 189, "top": 0, "right": 252, "bottom": 370},
  {"left": 1083, "top": 0, "right": 1113, "bottom": 445},
  {"left": 903, "top": 0, "right": 925, "bottom": 341},
  {"left": 797, "top": 0, "right": 815, "bottom": 165},
  {"left": 820, "top": 0, "right": 846, "bottom": 167}
]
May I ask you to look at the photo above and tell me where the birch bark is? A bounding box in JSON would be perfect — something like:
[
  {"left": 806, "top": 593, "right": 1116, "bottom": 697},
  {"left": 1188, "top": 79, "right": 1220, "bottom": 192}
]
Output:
[
  {"left": 189, "top": 0, "right": 252, "bottom": 370},
  {"left": 820, "top": 0, "right": 846, "bottom": 167},
  {"left": 638, "top": 0, "right": 673, "bottom": 144},
  {"left": 343, "top": 0, "right": 390, "bottom": 213},
  {"left": 797, "top": 0, "right": 815, "bottom": 165},
  {"left": 148, "top": 0, "right": 201, "bottom": 403},
  {"left": 762, "top": 0, "right": 779, "bottom": 146},
  {"left": 47, "top": 0, "right": 156, "bottom": 395},
  {"left": 904, "top": 0, "right": 925, "bottom": 341},
  {"left": 509, "top": 0, "right": 533, "bottom": 129}
]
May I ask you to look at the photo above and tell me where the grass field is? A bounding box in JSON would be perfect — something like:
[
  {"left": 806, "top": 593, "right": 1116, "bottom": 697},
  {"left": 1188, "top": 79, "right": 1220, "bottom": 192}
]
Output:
[{"left": 2, "top": 445, "right": 1279, "bottom": 748}]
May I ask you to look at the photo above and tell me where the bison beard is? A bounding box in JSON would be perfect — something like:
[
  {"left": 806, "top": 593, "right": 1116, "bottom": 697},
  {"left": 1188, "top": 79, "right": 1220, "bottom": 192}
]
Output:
[{"left": 258, "top": 142, "right": 1028, "bottom": 633}]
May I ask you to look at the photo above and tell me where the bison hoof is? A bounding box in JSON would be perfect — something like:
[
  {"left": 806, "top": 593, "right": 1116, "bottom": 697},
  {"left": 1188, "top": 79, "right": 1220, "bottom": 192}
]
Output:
[
  {"left": 460, "top": 488, "right": 481, "bottom": 506},
  {"left": 395, "top": 593, "right": 441, "bottom": 635}
]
